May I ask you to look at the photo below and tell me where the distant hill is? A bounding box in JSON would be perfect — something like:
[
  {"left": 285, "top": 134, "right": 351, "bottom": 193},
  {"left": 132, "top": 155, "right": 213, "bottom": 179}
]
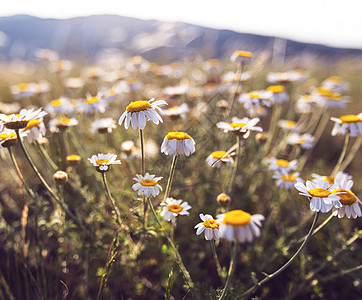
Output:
[{"left": 0, "top": 14, "right": 361, "bottom": 63}]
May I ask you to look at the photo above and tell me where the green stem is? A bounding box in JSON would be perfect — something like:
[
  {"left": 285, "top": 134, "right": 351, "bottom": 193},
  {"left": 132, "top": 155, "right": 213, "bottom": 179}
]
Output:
[
  {"left": 35, "top": 142, "right": 58, "bottom": 170},
  {"left": 139, "top": 129, "right": 145, "bottom": 175},
  {"left": 227, "top": 62, "right": 243, "bottom": 118},
  {"left": 162, "top": 155, "right": 178, "bottom": 203},
  {"left": 339, "top": 135, "right": 361, "bottom": 172},
  {"left": 228, "top": 135, "right": 240, "bottom": 194},
  {"left": 146, "top": 198, "right": 198, "bottom": 299},
  {"left": 239, "top": 212, "right": 319, "bottom": 298},
  {"left": 331, "top": 133, "right": 349, "bottom": 177},
  {"left": 15, "top": 129, "right": 91, "bottom": 237},
  {"left": 102, "top": 172, "right": 122, "bottom": 227},
  {"left": 219, "top": 240, "right": 238, "bottom": 300},
  {"left": 210, "top": 240, "right": 224, "bottom": 281}
]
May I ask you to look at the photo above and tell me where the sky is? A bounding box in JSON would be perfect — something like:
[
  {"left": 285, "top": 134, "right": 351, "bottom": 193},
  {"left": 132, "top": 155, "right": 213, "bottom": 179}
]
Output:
[{"left": 1, "top": 0, "right": 362, "bottom": 49}]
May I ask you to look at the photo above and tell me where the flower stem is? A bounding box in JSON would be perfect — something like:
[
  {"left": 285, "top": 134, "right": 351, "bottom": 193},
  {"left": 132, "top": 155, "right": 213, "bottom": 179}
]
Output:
[
  {"left": 146, "top": 197, "right": 198, "bottom": 300},
  {"left": 35, "top": 141, "right": 58, "bottom": 170},
  {"left": 219, "top": 240, "right": 238, "bottom": 300},
  {"left": 227, "top": 62, "right": 243, "bottom": 118},
  {"left": 102, "top": 172, "right": 122, "bottom": 227},
  {"left": 228, "top": 135, "right": 240, "bottom": 194},
  {"left": 15, "top": 129, "right": 91, "bottom": 237},
  {"left": 239, "top": 212, "right": 319, "bottom": 298},
  {"left": 339, "top": 135, "right": 362, "bottom": 172},
  {"left": 210, "top": 240, "right": 224, "bottom": 282},
  {"left": 139, "top": 129, "right": 145, "bottom": 176},
  {"left": 331, "top": 133, "right": 349, "bottom": 177},
  {"left": 163, "top": 155, "right": 178, "bottom": 203}
]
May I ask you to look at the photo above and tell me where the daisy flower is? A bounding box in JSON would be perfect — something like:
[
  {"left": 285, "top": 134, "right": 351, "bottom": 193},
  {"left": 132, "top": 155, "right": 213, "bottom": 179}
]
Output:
[
  {"left": 48, "top": 117, "right": 78, "bottom": 133},
  {"left": 0, "top": 128, "right": 26, "bottom": 148},
  {"left": 216, "top": 193, "right": 231, "bottom": 205},
  {"left": 120, "top": 140, "right": 139, "bottom": 159},
  {"left": 206, "top": 151, "right": 235, "bottom": 168},
  {"left": 45, "top": 97, "right": 74, "bottom": 115},
  {"left": 118, "top": 98, "right": 167, "bottom": 130},
  {"left": 194, "top": 214, "right": 220, "bottom": 240},
  {"left": 230, "top": 50, "right": 252, "bottom": 63},
  {"left": 66, "top": 154, "right": 81, "bottom": 166},
  {"left": 162, "top": 103, "right": 189, "bottom": 120},
  {"left": 217, "top": 210, "right": 264, "bottom": 243},
  {"left": 322, "top": 76, "right": 349, "bottom": 93},
  {"left": 295, "top": 95, "right": 317, "bottom": 114},
  {"left": 278, "top": 120, "right": 298, "bottom": 131},
  {"left": 287, "top": 133, "right": 315, "bottom": 149},
  {"left": 330, "top": 114, "right": 362, "bottom": 137},
  {"left": 64, "top": 77, "right": 85, "bottom": 90},
  {"left": 20, "top": 117, "right": 46, "bottom": 143},
  {"left": 53, "top": 170, "right": 68, "bottom": 183},
  {"left": 268, "top": 158, "right": 298, "bottom": 174},
  {"left": 217, "top": 117, "right": 262, "bottom": 138},
  {"left": 273, "top": 171, "right": 303, "bottom": 190},
  {"left": 10, "top": 83, "right": 36, "bottom": 98},
  {"left": 90, "top": 118, "right": 117, "bottom": 134},
  {"left": 161, "top": 132, "right": 196, "bottom": 156},
  {"left": 313, "top": 87, "right": 350, "bottom": 109},
  {"left": 132, "top": 173, "right": 163, "bottom": 198},
  {"left": 88, "top": 153, "right": 121, "bottom": 172},
  {"left": 330, "top": 179, "right": 361, "bottom": 219},
  {"left": 0, "top": 108, "right": 47, "bottom": 130},
  {"left": 80, "top": 93, "right": 107, "bottom": 114},
  {"left": 311, "top": 171, "right": 352, "bottom": 185},
  {"left": 294, "top": 179, "right": 342, "bottom": 213},
  {"left": 160, "top": 197, "right": 191, "bottom": 224},
  {"left": 266, "top": 85, "right": 289, "bottom": 104},
  {"left": 238, "top": 91, "right": 272, "bottom": 110},
  {"left": 163, "top": 85, "right": 190, "bottom": 97}
]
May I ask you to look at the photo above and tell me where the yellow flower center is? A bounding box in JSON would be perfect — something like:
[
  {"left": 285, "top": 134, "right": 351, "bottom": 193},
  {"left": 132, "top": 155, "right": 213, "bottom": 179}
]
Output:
[
  {"left": 18, "top": 83, "right": 29, "bottom": 92},
  {"left": 282, "top": 120, "right": 297, "bottom": 128},
  {"left": 167, "top": 204, "right": 183, "bottom": 213},
  {"left": 51, "top": 99, "right": 63, "bottom": 106},
  {"left": 281, "top": 174, "right": 296, "bottom": 182},
  {"left": 66, "top": 154, "right": 81, "bottom": 161},
  {"left": 211, "top": 151, "right": 228, "bottom": 159},
  {"left": 327, "top": 76, "right": 342, "bottom": 83},
  {"left": 58, "top": 118, "right": 71, "bottom": 124},
  {"left": 276, "top": 159, "right": 289, "bottom": 167},
  {"left": 308, "top": 188, "right": 331, "bottom": 198},
  {"left": 296, "top": 137, "right": 307, "bottom": 144},
  {"left": 331, "top": 189, "right": 357, "bottom": 206},
  {"left": 223, "top": 210, "right": 251, "bottom": 226},
  {"left": 339, "top": 115, "right": 361, "bottom": 123},
  {"left": 323, "top": 176, "right": 335, "bottom": 185},
  {"left": 0, "top": 132, "right": 16, "bottom": 140},
  {"left": 96, "top": 159, "right": 110, "bottom": 165},
  {"left": 85, "top": 97, "right": 99, "bottom": 104},
  {"left": 125, "top": 77, "right": 138, "bottom": 84},
  {"left": 230, "top": 122, "right": 247, "bottom": 129},
  {"left": 267, "top": 85, "right": 285, "bottom": 93},
  {"left": 203, "top": 219, "right": 220, "bottom": 229},
  {"left": 24, "top": 119, "right": 41, "bottom": 130},
  {"left": 249, "top": 93, "right": 260, "bottom": 98},
  {"left": 317, "top": 87, "right": 334, "bottom": 97},
  {"left": 234, "top": 51, "right": 252, "bottom": 58},
  {"left": 126, "top": 101, "right": 152, "bottom": 112},
  {"left": 166, "top": 132, "right": 191, "bottom": 140},
  {"left": 140, "top": 179, "right": 157, "bottom": 186}
]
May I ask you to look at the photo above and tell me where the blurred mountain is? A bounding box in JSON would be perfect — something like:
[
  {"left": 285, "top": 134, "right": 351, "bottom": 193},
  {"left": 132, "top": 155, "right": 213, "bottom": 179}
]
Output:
[{"left": 0, "top": 14, "right": 361, "bottom": 63}]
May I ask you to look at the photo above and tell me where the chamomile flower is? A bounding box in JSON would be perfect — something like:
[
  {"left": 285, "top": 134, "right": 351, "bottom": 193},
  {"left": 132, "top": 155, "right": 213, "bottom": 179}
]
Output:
[
  {"left": 118, "top": 98, "right": 167, "bottom": 130},
  {"left": 132, "top": 173, "right": 163, "bottom": 198},
  {"left": 217, "top": 117, "right": 262, "bottom": 138},
  {"left": 330, "top": 114, "right": 362, "bottom": 137},
  {"left": 273, "top": 171, "right": 303, "bottom": 190},
  {"left": 294, "top": 179, "right": 342, "bottom": 213},
  {"left": 268, "top": 158, "right": 298, "bottom": 174},
  {"left": 48, "top": 117, "right": 78, "bottom": 133},
  {"left": 162, "top": 104, "right": 190, "bottom": 120},
  {"left": 10, "top": 83, "right": 36, "bottom": 98},
  {"left": 217, "top": 210, "right": 264, "bottom": 243},
  {"left": 0, "top": 128, "right": 26, "bottom": 148},
  {"left": 206, "top": 151, "right": 235, "bottom": 168},
  {"left": 330, "top": 179, "right": 361, "bottom": 219},
  {"left": 88, "top": 153, "right": 121, "bottom": 172},
  {"left": 81, "top": 93, "right": 107, "bottom": 114},
  {"left": 90, "top": 118, "right": 117, "bottom": 134},
  {"left": 266, "top": 85, "right": 289, "bottom": 104},
  {"left": 21, "top": 118, "right": 46, "bottom": 143},
  {"left": 161, "top": 132, "right": 196, "bottom": 156},
  {"left": 295, "top": 95, "right": 317, "bottom": 114},
  {"left": 278, "top": 120, "right": 298, "bottom": 131},
  {"left": 120, "top": 140, "right": 140, "bottom": 159},
  {"left": 45, "top": 97, "right": 74, "bottom": 115},
  {"left": 230, "top": 50, "right": 252, "bottom": 63},
  {"left": 238, "top": 91, "right": 272, "bottom": 110},
  {"left": 287, "top": 133, "right": 315, "bottom": 149},
  {"left": 0, "top": 108, "right": 47, "bottom": 130},
  {"left": 313, "top": 87, "right": 350, "bottom": 109},
  {"left": 160, "top": 197, "right": 191, "bottom": 224},
  {"left": 322, "top": 76, "right": 349, "bottom": 93},
  {"left": 194, "top": 214, "right": 220, "bottom": 240},
  {"left": 311, "top": 172, "right": 352, "bottom": 185},
  {"left": 64, "top": 77, "right": 85, "bottom": 90}
]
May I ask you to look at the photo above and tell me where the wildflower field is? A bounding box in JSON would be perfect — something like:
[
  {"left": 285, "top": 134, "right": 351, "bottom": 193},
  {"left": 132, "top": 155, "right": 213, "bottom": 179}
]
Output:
[{"left": 0, "top": 50, "right": 361, "bottom": 300}]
